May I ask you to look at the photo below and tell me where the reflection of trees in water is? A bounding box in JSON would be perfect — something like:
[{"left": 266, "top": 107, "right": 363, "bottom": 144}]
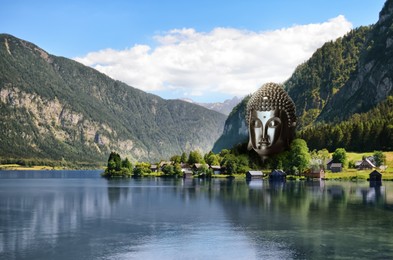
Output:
[
  {"left": 106, "top": 178, "right": 132, "bottom": 205},
  {"left": 205, "top": 180, "right": 393, "bottom": 259}
]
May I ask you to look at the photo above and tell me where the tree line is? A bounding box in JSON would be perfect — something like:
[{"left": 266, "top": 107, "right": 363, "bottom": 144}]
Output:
[
  {"left": 298, "top": 96, "right": 393, "bottom": 152},
  {"left": 103, "top": 138, "right": 316, "bottom": 178},
  {"left": 103, "top": 139, "right": 388, "bottom": 179}
]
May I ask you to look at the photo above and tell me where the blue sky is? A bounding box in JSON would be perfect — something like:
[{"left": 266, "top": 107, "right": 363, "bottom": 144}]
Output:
[{"left": 1, "top": 0, "right": 386, "bottom": 102}]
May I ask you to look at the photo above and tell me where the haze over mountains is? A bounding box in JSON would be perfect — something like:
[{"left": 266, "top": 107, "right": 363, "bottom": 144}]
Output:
[
  {"left": 213, "top": 0, "right": 393, "bottom": 152},
  {"left": 181, "top": 96, "right": 241, "bottom": 116},
  {"left": 0, "top": 34, "right": 226, "bottom": 164}
]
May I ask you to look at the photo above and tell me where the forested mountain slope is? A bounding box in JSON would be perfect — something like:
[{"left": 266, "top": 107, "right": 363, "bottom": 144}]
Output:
[
  {"left": 0, "top": 34, "right": 226, "bottom": 164},
  {"left": 285, "top": 0, "right": 393, "bottom": 126}
]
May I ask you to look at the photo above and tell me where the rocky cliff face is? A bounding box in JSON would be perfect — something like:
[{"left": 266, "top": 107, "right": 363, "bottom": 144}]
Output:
[
  {"left": 317, "top": 0, "right": 393, "bottom": 122},
  {"left": 0, "top": 87, "right": 139, "bottom": 159},
  {"left": 212, "top": 96, "right": 249, "bottom": 153},
  {"left": 0, "top": 34, "right": 226, "bottom": 163}
]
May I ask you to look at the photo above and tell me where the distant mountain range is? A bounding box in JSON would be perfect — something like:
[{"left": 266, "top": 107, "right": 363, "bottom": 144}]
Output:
[
  {"left": 0, "top": 34, "right": 226, "bottom": 164},
  {"left": 181, "top": 96, "right": 242, "bottom": 115},
  {"left": 213, "top": 0, "right": 393, "bottom": 152}
]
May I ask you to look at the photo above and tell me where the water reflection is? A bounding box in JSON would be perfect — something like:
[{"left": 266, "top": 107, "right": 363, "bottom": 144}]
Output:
[
  {"left": 1, "top": 172, "right": 393, "bottom": 259},
  {"left": 220, "top": 180, "right": 393, "bottom": 259}
]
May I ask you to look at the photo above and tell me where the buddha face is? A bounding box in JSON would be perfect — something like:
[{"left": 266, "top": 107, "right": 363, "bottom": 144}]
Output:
[
  {"left": 246, "top": 82, "right": 297, "bottom": 160},
  {"left": 248, "top": 109, "right": 287, "bottom": 157}
]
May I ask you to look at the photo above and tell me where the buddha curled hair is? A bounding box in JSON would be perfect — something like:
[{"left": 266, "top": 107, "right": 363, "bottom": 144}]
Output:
[{"left": 246, "top": 82, "right": 297, "bottom": 127}]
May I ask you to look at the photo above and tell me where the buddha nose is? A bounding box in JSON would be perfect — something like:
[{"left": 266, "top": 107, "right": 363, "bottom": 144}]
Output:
[{"left": 259, "top": 127, "right": 269, "bottom": 144}]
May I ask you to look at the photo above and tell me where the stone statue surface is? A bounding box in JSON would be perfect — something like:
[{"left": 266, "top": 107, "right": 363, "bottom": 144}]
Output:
[{"left": 246, "top": 82, "right": 296, "bottom": 160}]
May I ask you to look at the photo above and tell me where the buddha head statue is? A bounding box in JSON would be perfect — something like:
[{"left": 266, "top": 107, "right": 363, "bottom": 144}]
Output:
[{"left": 246, "top": 82, "right": 296, "bottom": 159}]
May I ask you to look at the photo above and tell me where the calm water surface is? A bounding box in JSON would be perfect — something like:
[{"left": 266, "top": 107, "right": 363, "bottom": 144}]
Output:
[{"left": 1, "top": 170, "right": 393, "bottom": 259}]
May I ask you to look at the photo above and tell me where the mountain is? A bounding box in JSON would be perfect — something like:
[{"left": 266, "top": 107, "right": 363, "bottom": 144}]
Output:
[
  {"left": 212, "top": 96, "right": 249, "bottom": 153},
  {"left": 0, "top": 34, "right": 226, "bottom": 165},
  {"left": 212, "top": 0, "right": 393, "bottom": 152},
  {"left": 197, "top": 96, "right": 242, "bottom": 115},
  {"left": 180, "top": 96, "right": 241, "bottom": 115},
  {"left": 285, "top": 0, "right": 393, "bottom": 126},
  {"left": 317, "top": 0, "right": 393, "bottom": 122},
  {"left": 284, "top": 26, "right": 370, "bottom": 127}
]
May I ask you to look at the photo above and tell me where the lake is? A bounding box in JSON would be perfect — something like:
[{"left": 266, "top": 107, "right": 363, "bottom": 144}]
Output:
[{"left": 1, "top": 170, "right": 393, "bottom": 259}]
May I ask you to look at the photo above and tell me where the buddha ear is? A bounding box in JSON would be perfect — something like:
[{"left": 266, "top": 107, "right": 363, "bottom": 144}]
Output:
[
  {"left": 247, "top": 139, "right": 253, "bottom": 150},
  {"left": 247, "top": 111, "right": 253, "bottom": 150}
]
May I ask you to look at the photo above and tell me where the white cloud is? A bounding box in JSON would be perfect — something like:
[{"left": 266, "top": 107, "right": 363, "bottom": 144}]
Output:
[{"left": 74, "top": 15, "right": 352, "bottom": 101}]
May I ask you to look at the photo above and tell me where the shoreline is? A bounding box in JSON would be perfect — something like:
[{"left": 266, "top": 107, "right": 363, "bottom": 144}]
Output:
[
  {"left": 0, "top": 165, "right": 105, "bottom": 171},
  {"left": 2, "top": 165, "right": 393, "bottom": 181}
]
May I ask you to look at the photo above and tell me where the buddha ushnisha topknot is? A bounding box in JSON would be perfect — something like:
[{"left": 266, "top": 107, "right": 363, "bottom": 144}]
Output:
[{"left": 246, "top": 82, "right": 296, "bottom": 127}]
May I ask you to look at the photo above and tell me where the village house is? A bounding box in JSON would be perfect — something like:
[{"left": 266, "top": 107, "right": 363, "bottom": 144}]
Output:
[
  {"left": 179, "top": 163, "right": 193, "bottom": 176},
  {"left": 326, "top": 159, "right": 333, "bottom": 171},
  {"left": 369, "top": 170, "right": 382, "bottom": 186},
  {"left": 180, "top": 163, "right": 191, "bottom": 170},
  {"left": 355, "top": 160, "right": 363, "bottom": 168},
  {"left": 358, "top": 158, "right": 376, "bottom": 170},
  {"left": 304, "top": 167, "right": 325, "bottom": 179},
  {"left": 269, "top": 169, "right": 286, "bottom": 181},
  {"left": 150, "top": 164, "right": 158, "bottom": 172},
  {"left": 210, "top": 165, "right": 222, "bottom": 175},
  {"left": 246, "top": 170, "right": 263, "bottom": 180},
  {"left": 158, "top": 161, "right": 173, "bottom": 172},
  {"left": 330, "top": 163, "right": 342, "bottom": 173},
  {"left": 183, "top": 169, "right": 193, "bottom": 178},
  {"left": 180, "top": 162, "right": 191, "bottom": 171},
  {"left": 192, "top": 163, "right": 209, "bottom": 174}
]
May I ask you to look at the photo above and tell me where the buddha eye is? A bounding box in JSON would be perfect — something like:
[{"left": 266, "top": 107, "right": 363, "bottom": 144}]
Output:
[
  {"left": 253, "top": 119, "right": 262, "bottom": 128},
  {"left": 267, "top": 117, "right": 281, "bottom": 128}
]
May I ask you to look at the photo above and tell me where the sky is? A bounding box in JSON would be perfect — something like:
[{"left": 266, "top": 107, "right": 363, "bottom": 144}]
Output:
[{"left": 0, "top": 0, "right": 387, "bottom": 103}]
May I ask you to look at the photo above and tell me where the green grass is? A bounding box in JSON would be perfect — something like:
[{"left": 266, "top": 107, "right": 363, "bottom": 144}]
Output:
[
  {"left": 0, "top": 164, "right": 64, "bottom": 170},
  {"left": 346, "top": 152, "right": 374, "bottom": 162},
  {"left": 325, "top": 168, "right": 393, "bottom": 181}
]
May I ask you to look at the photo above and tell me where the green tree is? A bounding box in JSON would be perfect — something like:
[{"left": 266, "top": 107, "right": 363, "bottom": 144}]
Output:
[
  {"left": 236, "top": 154, "right": 250, "bottom": 174},
  {"left": 133, "top": 162, "right": 151, "bottom": 177},
  {"left": 205, "top": 151, "right": 220, "bottom": 166},
  {"left": 221, "top": 154, "right": 237, "bottom": 175},
  {"left": 162, "top": 164, "right": 175, "bottom": 175},
  {"left": 170, "top": 155, "right": 181, "bottom": 164},
  {"left": 348, "top": 160, "right": 356, "bottom": 168},
  {"left": 122, "top": 157, "right": 133, "bottom": 171},
  {"left": 373, "top": 151, "right": 386, "bottom": 167},
  {"left": 270, "top": 151, "right": 289, "bottom": 170},
  {"left": 173, "top": 163, "right": 182, "bottom": 176},
  {"left": 188, "top": 150, "right": 203, "bottom": 164},
  {"left": 197, "top": 164, "right": 209, "bottom": 176},
  {"left": 103, "top": 152, "right": 133, "bottom": 177},
  {"left": 317, "top": 148, "right": 330, "bottom": 168},
  {"left": 133, "top": 166, "right": 144, "bottom": 177},
  {"left": 107, "top": 152, "right": 121, "bottom": 172},
  {"left": 332, "top": 148, "right": 347, "bottom": 168},
  {"left": 286, "top": 139, "right": 311, "bottom": 175},
  {"left": 219, "top": 149, "right": 230, "bottom": 157},
  {"left": 181, "top": 152, "right": 188, "bottom": 163}
]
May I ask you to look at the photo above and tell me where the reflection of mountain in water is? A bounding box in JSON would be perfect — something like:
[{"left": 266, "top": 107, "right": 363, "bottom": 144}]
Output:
[{"left": 2, "top": 176, "right": 393, "bottom": 259}]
